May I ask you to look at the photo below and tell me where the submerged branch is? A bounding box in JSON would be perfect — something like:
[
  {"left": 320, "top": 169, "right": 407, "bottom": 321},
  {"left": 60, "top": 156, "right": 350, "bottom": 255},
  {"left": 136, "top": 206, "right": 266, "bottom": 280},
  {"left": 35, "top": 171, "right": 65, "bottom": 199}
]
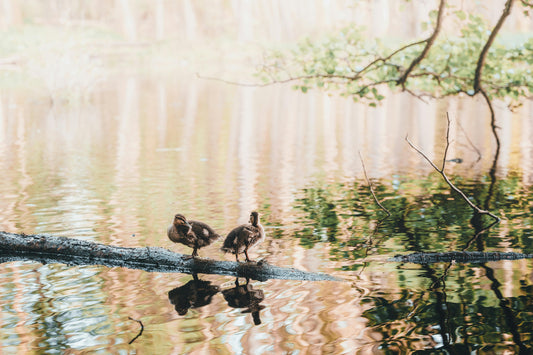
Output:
[
  {"left": 406, "top": 114, "right": 500, "bottom": 222},
  {"left": 389, "top": 251, "right": 533, "bottom": 264},
  {"left": 0, "top": 232, "right": 340, "bottom": 282}
]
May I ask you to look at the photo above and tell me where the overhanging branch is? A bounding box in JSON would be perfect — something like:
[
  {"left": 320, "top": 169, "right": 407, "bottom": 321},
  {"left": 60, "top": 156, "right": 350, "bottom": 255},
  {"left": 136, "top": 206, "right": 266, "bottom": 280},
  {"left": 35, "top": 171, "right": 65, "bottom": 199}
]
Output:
[
  {"left": 397, "top": 0, "right": 446, "bottom": 88},
  {"left": 473, "top": 0, "right": 514, "bottom": 93}
]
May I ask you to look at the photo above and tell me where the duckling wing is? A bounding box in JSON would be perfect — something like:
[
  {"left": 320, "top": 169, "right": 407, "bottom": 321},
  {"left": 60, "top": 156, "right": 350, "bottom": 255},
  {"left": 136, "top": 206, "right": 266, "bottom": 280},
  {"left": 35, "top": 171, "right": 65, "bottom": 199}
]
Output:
[
  {"left": 189, "top": 220, "right": 221, "bottom": 246},
  {"left": 221, "top": 225, "right": 251, "bottom": 253},
  {"left": 243, "top": 225, "right": 265, "bottom": 246}
]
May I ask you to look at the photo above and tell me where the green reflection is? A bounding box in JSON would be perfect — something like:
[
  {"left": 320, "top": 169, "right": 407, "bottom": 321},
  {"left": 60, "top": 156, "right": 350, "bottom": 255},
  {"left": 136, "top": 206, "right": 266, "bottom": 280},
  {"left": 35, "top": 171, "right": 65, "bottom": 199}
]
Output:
[
  {"left": 291, "top": 172, "right": 533, "bottom": 352},
  {"left": 292, "top": 173, "right": 533, "bottom": 265}
]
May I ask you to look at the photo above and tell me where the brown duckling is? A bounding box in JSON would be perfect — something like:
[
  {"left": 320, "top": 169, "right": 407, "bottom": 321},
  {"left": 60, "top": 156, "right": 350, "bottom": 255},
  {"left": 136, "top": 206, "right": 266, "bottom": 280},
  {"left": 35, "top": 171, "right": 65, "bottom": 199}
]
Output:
[
  {"left": 221, "top": 211, "right": 265, "bottom": 262},
  {"left": 167, "top": 214, "right": 220, "bottom": 257}
]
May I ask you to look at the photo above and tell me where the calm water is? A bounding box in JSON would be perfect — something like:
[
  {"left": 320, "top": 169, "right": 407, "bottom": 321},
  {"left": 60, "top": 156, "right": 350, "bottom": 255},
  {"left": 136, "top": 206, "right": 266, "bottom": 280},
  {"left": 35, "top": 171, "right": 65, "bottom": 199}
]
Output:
[{"left": 1, "top": 72, "right": 533, "bottom": 354}]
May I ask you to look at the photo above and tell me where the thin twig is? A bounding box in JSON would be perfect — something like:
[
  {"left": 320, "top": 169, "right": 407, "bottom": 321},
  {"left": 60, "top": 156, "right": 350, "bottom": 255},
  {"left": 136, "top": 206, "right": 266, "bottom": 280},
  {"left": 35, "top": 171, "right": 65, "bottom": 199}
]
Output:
[
  {"left": 405, "top": 115, "right": 500, "bottom": 223},
  {"left": 358, "top": 151, "right": 391, "bottom": 216},
  {"left": 128, "top": 317, "right": 144, "bottom": 344},
  {"left": 457, "top": 119, "right": 482, "bottom": 162}
]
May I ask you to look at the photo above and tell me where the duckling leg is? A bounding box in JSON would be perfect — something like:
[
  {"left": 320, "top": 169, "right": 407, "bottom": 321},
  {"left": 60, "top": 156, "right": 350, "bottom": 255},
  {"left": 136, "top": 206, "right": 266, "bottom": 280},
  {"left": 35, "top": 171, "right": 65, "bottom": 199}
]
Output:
[
  {"left": 192, "top": 247, "right": 198, "bottom": 257},
  {"left": 244, "top": 248, "right": 251, "bottom": 262},
  {"left": 234, "top": 248, "right": 240, "bottom": 262}
]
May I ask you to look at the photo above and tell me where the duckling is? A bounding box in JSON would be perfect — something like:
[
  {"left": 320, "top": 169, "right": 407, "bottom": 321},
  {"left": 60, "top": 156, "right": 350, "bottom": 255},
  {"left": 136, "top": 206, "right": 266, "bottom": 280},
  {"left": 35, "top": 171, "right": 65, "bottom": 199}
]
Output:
[
  {"left": 167, "top": 214, "right": 220, "bottom": 257},
  {"left": 221, "top": 211, "right": 265, "bottom": 262}
]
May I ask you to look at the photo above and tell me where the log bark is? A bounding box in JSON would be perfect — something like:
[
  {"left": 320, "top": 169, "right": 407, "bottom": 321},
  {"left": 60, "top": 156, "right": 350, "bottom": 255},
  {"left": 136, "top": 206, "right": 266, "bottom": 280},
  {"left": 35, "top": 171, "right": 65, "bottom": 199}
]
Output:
[
  {"left": 389, "top": 251, "right": 533, "bottom": 264},
  {"left": 0, "top": 231, "right": 340, "bottom": 282}
]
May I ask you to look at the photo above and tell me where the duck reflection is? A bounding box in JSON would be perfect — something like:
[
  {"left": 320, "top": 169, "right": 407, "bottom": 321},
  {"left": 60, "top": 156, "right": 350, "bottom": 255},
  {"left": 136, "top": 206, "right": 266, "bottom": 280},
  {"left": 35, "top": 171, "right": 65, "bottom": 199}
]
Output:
[
  {"left": 168, "top": 274, "right": 220, "bottom": 315},
  {"left": 222, "top": 278, "right": 265, "bottom": 325}
]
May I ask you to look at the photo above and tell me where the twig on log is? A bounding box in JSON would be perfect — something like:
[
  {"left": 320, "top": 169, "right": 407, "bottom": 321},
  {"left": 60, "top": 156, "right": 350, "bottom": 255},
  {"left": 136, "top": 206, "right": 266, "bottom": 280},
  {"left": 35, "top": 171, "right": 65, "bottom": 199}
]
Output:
[
  {"left": 405, "top": 113, "right": 500, "bottom": 223},
  {"left": 128, "top": 317, "right": 144, "bottom": 344}
]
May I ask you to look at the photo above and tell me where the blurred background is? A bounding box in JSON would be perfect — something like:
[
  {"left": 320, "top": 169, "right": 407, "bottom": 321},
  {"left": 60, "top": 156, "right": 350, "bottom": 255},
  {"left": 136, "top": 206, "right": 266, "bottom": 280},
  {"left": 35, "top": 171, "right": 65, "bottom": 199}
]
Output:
[{"left": 1, "top": 1, "right": 533, "bottom": 353}]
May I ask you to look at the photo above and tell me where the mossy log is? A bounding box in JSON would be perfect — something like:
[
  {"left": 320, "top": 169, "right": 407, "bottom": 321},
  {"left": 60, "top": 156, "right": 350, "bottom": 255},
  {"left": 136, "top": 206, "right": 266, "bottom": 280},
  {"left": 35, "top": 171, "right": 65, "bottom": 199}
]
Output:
[
  {"left": 389, "top": 251, "right": 533, "bottom": 264},
  {"left": 0, "top": 231, "right": 340, "bottom": 282}
]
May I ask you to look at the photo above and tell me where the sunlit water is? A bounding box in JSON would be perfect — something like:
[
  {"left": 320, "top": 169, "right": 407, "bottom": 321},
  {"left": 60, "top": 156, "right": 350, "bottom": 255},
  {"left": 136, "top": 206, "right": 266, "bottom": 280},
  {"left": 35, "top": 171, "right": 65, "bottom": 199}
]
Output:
[{"left": 1, "top": 72, "right": 533, "bottom": 353}]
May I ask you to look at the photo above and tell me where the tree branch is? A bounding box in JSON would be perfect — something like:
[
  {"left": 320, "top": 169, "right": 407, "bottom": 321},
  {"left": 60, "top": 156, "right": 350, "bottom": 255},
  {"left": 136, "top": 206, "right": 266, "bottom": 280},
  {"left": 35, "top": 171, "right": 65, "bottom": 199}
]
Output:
[
  {"left": 405, "top": 114, "right": 501, "bottom": 223},
  {"left": 397, "top": 0, "right": 446, "bottom": 88},
  {"left": 473, "top": 0, "right": 514, "bottom": 93}
]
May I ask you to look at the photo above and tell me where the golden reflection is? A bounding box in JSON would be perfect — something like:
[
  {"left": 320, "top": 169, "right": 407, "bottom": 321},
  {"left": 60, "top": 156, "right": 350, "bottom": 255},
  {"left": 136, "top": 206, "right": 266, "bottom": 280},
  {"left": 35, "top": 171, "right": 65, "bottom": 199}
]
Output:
[
  {"left": 222, "top": 278, "right": 266, "bottom": 326},
  {"left": 168, "top": 274, "right": 220, "bottom": 316}
]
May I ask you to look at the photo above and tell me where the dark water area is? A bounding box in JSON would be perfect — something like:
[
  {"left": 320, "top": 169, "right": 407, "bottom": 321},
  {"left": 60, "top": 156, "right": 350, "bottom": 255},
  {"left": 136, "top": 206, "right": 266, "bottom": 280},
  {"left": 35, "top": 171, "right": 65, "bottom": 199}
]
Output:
[{"left": 1, "top": 73, "right": 533, "bottom": 353}]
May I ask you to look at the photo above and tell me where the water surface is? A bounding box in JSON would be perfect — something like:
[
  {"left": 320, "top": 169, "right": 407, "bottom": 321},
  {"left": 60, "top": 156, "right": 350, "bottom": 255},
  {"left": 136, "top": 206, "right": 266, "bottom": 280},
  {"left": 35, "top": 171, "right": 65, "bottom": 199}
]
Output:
[{"left": 1, "top": 72, "right": 533, "bottom": 353}]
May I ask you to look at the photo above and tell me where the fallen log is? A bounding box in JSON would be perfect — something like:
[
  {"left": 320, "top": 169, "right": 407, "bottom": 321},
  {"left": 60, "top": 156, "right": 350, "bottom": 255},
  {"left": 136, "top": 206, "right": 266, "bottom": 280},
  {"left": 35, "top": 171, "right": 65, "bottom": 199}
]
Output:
[
  {"left": 389, "top": 251, "right": 533, "bottom": 264},
  {"left": 0, "top": 231, "right": 340, "bottom": 282}
]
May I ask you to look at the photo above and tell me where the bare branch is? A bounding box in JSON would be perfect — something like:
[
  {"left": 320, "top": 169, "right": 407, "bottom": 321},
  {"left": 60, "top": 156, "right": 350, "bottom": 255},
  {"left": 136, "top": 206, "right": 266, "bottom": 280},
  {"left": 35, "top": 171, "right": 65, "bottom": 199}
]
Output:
[
  {"left": 473, "top": 0, "right": 514, "bottom": 93},
  {"left": 397, "top": 0, "right": 446, "bottom": 88},
  {"left": 405, "top": 134, "right": 443, "bottom": 172},
  {"left": 406, "top": 115, "right": 500, "bottom": 223},
  {"left": 358, "top": 151, "right": 391, "bottom": 216}
]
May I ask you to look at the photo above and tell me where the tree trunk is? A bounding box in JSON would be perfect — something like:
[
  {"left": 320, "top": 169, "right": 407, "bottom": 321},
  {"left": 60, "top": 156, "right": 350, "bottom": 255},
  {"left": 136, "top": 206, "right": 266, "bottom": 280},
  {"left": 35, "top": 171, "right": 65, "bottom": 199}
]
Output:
[{"left": 0, "top": 231, "right": 339, "bottom": 282}]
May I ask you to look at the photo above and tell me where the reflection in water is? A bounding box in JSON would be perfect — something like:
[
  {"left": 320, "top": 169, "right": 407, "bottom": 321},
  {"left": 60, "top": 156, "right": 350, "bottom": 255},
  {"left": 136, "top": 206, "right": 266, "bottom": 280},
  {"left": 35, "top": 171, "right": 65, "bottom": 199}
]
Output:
[
  {"left": 222, "top": 278, "right": 265, "bottom": 326},
  {"left": 168, "top": 274, "right": 220, "bottom": 316},
  {"left": 361, "top": 263, "right": 533, "bottom": 353},
  {"left": 1, "top": 1, "right": 532, "bottom": 353}
]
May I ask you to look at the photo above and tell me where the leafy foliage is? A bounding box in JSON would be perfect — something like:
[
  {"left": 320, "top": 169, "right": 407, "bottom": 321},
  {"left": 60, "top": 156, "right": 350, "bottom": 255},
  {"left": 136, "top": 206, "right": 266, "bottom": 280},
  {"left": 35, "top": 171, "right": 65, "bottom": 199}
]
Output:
[{"left": 258, "top": 9, "right": 533, "bottom": 108}]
